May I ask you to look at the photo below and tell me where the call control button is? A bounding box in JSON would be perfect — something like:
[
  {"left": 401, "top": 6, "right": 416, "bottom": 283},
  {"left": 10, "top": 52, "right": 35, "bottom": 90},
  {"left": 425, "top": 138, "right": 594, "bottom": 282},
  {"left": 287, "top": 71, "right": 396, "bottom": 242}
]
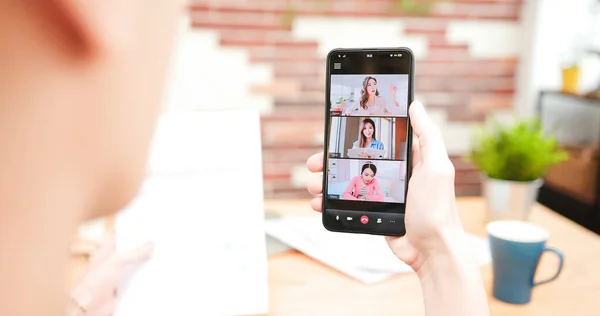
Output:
[{"left": 360, "top": 215, "right": 369, "bottom": 224}]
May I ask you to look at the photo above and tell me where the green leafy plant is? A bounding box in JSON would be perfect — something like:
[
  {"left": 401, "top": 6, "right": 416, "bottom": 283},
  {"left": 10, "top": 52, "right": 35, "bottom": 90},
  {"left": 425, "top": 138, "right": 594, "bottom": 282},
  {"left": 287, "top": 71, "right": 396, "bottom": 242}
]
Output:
[
  {"left": 466, "top": 116, "right": 569, "bottom": 182},
  {"left": 391, "top": 0, "right": 445, "bottom": 15}
]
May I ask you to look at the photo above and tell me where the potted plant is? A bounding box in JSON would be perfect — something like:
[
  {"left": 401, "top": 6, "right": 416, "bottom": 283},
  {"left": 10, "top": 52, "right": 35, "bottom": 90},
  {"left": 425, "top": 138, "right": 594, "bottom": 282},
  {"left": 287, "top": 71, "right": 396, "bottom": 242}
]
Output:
[{"left": 467, "top": 116, "right": 569, "bottom": 222}]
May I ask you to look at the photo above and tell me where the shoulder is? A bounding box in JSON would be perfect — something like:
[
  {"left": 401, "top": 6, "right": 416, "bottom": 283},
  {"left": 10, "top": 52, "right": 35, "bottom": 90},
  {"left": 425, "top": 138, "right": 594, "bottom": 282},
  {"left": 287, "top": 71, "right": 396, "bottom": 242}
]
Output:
[{"left": 372, "top": 139, "right": 384, "bottom": 148}]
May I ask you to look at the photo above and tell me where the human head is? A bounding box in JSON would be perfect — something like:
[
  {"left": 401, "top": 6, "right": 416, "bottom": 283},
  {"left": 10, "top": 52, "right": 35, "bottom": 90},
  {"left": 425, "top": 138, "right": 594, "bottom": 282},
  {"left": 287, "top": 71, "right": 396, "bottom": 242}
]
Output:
[
  {"left": 358, "top": 118, "right": 377, "bottom": 148},
  {"left": 360, "top": 76, "right": 379, "bottom": 109},
  {"left": 0, "top": 0, "right": 184, "bottom": 220},
  {"left": 361, "top": 163, "right": 377, "bottom": 184}
]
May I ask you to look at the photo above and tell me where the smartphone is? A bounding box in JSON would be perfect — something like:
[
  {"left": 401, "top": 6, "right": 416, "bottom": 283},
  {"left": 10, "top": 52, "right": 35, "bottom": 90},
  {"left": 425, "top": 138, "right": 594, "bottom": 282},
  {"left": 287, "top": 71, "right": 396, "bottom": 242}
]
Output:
[{"left": 322, "top": 47, "right": 414, "bottom": 236}]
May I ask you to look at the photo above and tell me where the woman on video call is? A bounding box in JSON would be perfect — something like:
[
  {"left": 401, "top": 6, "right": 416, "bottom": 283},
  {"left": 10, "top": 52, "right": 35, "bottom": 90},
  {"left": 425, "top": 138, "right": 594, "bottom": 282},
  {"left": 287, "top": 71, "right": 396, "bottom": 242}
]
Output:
[
  {"left": 352, "top": 118, "right": 384, "bottom": 159},
  {"left": 344, "top": 76, "right": 402, "bottom": 116},
  {"left": 342, "top": 162, "right": 385, "bottom": 202}
]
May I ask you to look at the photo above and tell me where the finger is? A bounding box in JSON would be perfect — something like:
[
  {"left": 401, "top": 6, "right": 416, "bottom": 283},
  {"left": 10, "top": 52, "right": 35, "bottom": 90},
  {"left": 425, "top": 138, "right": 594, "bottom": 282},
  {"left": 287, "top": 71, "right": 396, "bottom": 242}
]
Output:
[
  {"left": 307, "top": 176, "right": 323, "bottom": 195},
  {"left": 306, "top": 152, "right": 324, "bottom": 173},
  {"left": 310, "top": 197, "right": 322, "bottom": 212},
  {"left": 88, "top": 234, "right": 116, "bottom": 271},
  {"left": 97, "top": 299, "right": 117, "bottom": 316},
  {"left": 111, "top": 242, "right": 154, "bottom": 267},
  {"left": 411, "top": 141, "right": 422, "bottom": 167},
  {"left": 408, "top": 101, "right": 447, "bottom": 162}
]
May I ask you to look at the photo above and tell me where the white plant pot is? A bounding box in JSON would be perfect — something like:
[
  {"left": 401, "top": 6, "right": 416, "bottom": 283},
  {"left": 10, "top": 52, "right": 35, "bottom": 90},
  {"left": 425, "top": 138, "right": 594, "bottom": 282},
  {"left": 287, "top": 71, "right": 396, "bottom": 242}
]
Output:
[{"left": 482, "top": 176, "right": 544, "bottom": 222}]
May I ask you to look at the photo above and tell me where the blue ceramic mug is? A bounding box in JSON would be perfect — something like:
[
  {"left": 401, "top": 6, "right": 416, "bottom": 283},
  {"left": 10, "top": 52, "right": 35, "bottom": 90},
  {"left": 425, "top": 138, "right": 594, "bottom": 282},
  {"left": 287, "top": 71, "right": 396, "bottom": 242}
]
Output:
[{"left": 486, "top": 220, "right": 564, "bottom": 304}]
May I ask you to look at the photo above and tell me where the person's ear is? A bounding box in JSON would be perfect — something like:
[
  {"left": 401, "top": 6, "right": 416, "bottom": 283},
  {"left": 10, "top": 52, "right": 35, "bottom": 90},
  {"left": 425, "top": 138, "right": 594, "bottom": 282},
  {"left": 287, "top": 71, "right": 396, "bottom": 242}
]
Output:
[{"left": 43, "top": 0, "right": 133, "bottom": 57}]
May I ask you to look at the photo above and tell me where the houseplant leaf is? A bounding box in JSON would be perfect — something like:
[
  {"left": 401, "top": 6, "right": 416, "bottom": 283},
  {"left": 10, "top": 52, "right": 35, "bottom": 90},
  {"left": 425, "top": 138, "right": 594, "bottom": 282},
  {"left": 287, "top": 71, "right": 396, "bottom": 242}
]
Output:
[{"left": 467, "top": 116, "right": 569, "bottom": 182}]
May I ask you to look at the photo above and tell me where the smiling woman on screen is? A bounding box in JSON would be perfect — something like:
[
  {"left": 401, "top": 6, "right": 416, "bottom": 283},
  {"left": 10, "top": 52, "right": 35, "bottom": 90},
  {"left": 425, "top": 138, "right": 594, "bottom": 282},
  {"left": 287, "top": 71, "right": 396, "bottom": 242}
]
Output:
[
  {"left": 352, "top": 118, "right": 384, "bottom": 159},
  {"left": 344, "top": 76, "right": 401, "bottom": 116},
  {"left": 342, "top": 162, "right": 385, "bottom": 202}
]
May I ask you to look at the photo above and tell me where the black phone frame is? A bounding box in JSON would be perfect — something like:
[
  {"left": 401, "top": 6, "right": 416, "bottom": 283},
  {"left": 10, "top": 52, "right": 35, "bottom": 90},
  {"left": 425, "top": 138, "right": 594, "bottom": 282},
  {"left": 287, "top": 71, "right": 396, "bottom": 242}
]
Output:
[{"left": 321, "top": 47, "right": 415, "bottom": 237}]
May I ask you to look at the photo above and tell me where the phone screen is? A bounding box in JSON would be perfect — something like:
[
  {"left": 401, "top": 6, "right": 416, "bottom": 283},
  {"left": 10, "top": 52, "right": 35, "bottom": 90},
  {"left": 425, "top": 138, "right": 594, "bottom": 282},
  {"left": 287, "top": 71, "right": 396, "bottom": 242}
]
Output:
[{"left": 323, "top": 48, "right": 413, "bottom": 235}]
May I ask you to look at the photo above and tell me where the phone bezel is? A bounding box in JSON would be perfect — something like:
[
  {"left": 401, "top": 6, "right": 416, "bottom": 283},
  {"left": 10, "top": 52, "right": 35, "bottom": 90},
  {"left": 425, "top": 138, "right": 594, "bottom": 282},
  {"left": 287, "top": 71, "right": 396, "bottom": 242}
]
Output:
[{"left": 321, "top": 47, "right": 415, "bottom": 237}]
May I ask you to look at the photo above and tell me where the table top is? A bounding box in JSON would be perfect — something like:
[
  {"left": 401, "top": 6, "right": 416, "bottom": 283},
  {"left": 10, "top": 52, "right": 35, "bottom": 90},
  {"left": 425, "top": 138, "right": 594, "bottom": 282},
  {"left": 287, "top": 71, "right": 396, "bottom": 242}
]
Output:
[{"left": 69, "top": 197, "right": 600, "bottom": 316}]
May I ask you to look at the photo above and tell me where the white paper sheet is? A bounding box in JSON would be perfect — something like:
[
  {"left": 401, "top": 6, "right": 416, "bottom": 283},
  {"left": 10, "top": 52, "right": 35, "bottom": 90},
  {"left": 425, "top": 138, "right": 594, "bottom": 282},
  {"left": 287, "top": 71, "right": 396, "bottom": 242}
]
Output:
[
  {"left": 265, "top": 216, "right": 491, "bottom": 284},
  {"left": 114, "top": 110, "right": 269, "bottom": 316}
]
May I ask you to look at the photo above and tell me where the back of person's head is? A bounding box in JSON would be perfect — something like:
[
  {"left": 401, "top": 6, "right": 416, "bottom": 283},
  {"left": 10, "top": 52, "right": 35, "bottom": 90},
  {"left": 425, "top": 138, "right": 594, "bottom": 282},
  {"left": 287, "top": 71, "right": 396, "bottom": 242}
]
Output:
[
  {"left": 0, "top": 3, "right": 186, "bottom": 315},
  {"left": 0, "top": 0, "right": 184, "bottom": 220}
]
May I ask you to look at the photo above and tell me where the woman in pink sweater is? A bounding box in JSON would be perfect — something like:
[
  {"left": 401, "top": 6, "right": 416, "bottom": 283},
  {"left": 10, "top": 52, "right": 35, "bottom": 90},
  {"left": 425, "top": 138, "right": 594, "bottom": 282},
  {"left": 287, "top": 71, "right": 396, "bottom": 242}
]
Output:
[{"left": 342, "top": 163, "right": 385, "bottom": 201}]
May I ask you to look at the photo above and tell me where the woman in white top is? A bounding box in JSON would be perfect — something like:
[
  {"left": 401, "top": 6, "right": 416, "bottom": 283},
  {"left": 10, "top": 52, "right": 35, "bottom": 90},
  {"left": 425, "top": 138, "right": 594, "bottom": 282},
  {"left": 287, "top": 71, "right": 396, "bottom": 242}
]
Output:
[{"left": 344, "top": 76, "right": 402, "bottom": 116}]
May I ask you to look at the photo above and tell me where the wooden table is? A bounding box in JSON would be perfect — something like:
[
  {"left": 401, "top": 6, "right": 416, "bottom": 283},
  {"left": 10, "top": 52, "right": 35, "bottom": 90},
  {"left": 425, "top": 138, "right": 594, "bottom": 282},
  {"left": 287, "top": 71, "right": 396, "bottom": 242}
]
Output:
[{"left": 70, "top": 198, "right": 600, "bottom": 316}]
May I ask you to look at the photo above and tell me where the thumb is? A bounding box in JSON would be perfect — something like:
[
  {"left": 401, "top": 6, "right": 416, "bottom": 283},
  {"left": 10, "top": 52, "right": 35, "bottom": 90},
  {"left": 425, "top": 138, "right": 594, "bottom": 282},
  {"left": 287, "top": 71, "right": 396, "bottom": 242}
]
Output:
[
  {"left": 408, "top": 101, "right": 447, "bottom": 162},
  {"left": 111, "top": 242, "right": 154, "bottom": 266}
]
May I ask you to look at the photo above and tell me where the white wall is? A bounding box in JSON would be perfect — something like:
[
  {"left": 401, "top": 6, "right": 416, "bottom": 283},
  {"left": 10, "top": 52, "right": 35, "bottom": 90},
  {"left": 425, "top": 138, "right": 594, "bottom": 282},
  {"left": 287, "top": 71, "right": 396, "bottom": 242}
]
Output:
[
  {"left": 161, "top": 16, "right": 274, "bottom": 114},
  {"left": 517, "top": 0, "right": 600, "bottom": 116}
]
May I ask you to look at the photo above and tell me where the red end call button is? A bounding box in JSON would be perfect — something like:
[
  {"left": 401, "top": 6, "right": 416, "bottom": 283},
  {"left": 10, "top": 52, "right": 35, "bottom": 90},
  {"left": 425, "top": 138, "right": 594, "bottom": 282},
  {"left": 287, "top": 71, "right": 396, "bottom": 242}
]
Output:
[{"left": 360, "top": 215, "right": 369, "bottom": 224}]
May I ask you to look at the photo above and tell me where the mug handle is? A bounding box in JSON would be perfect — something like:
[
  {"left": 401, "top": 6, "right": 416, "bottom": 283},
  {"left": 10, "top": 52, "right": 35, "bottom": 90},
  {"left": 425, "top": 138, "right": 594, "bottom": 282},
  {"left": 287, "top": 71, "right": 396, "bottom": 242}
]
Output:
[{"left": 533, "top": 247, "right": 564, "bottom": 286}]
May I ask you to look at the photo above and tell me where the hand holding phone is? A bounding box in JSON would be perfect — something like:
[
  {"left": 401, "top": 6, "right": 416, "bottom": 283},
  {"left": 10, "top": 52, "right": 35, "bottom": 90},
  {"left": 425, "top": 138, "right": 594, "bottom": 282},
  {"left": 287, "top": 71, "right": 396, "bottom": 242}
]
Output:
[
  {"left": 307, "top": 102, "right": 489, "bottom": 316},
  {"left": 307, "top": 100, "right": 461, "bottom": 272}
]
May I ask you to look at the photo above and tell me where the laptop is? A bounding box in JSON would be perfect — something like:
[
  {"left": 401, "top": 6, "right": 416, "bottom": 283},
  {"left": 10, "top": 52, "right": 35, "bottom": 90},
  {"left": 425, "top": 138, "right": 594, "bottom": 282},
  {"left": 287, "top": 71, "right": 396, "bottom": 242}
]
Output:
[{"left": 347, "top": 148, "right": 386, "bottom": 159}]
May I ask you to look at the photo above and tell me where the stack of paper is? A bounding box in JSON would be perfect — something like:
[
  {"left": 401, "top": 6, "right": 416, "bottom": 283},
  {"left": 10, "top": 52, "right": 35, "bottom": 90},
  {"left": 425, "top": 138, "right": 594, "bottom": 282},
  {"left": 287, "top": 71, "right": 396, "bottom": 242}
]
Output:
[
  {"left": 114, "top": 110, "right": 269, "bottom": 316},
  {"left": 265, "top": 216, "right": 492, "bottom": 284}
]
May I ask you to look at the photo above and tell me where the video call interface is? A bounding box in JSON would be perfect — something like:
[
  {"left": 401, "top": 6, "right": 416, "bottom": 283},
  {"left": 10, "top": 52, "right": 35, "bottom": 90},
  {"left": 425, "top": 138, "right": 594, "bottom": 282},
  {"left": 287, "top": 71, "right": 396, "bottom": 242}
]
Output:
[{"left": 327, "top": 73, "right": 409, "bottom": 205}]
